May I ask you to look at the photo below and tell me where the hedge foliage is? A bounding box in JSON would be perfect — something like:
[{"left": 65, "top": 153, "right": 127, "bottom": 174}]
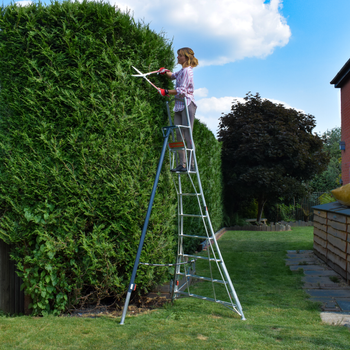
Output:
[{"left": 0, "top": 0, "right": 224, "bottom": 315}]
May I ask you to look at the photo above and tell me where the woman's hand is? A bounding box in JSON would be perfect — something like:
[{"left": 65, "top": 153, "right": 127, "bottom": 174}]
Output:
[
  {"left": 158, "top": 89, "right": 169, "bottom": 96},
  {"left": 158, "top": 67, "right": 170, "bottom": 75}
]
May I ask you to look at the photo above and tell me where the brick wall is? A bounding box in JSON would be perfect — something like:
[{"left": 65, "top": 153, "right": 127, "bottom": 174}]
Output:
[{"left": 341, "top": 79, "right": 350, "bottom": 184}]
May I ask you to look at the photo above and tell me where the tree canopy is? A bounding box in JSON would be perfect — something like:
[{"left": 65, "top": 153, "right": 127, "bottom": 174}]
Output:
[{"left": 218, "top": 92, "right": 329, "bottom": 222}]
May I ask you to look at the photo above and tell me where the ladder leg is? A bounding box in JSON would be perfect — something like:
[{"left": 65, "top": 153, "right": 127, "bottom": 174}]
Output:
[
  {"left": 120, "top": 127, "right": 172, "bottom": 325},
  {"left": 173, "top": 173, "right": 184, "bottom": 299}
]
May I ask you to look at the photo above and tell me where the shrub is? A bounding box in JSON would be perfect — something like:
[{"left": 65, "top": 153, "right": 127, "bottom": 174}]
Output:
[
  {"left": 0, "top": 0, "right": 224, "bottom": 315},
  {"left": 0, "top": 0, "right": 176, "bottom": 315},
  {"left": 319, "top": 192, "right": 336, "bottom": 205}
]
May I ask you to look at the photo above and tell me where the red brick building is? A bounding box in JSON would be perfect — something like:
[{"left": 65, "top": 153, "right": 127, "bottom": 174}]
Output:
[{"left": 331, "top": 58, "right": 350, "bottom": 185}]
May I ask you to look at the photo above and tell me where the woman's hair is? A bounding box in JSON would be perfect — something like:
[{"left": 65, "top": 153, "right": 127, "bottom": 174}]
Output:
[{"left": 177, "top": 47, "right": 198, "bottom": 68}]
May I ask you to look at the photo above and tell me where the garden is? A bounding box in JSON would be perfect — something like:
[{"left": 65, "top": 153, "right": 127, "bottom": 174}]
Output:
[
  {"left": 0, "top": 5, "right": 345, "bottom": 350},
  {"left": 0, "top": 227, "right": 349, "bottom": 349}
]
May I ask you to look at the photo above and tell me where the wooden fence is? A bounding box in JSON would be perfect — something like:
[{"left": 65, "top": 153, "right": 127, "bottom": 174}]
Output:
[
  {"left": 0, "top": 240, "right": 25, "bottom": 314},
  {"left": 313, "top": 204, "right": 350, "bottom": 283}
]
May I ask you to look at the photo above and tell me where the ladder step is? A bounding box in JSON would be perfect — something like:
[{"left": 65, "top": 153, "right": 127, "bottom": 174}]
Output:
[
  {"left": 175, "top": 291, "right": 239, "bottom": 309},
  {"left": 176, "top": 272, "right": 226, "bottom": 284},
  {"left": 180, "top": 234, "right": 213, "bottom": 239},
  {"left": 169, "top": 141, "right": 185, "bottom": 149},
  {"left": 183, "top": 254, "right": 221, "bottom": 262},
  {"left": 174, "top": 124, "right": 191, "bottom": 129},
  {"left": 181, "top": 214, "right": 207, "bottom": 218}
]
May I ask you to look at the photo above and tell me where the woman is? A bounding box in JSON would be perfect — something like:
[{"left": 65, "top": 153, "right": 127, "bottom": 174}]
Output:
[{"left": 159, "top": 47, "right": 198, "bottom": 172}]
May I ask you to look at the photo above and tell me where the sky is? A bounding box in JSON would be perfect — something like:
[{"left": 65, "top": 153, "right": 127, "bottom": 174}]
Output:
[{"left": 10, "top": 0, "right": 350, "bottom": 137}]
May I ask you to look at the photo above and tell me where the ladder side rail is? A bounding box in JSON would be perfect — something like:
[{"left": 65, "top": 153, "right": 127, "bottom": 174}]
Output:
[
  {"left": 206, "top": 221, "right": 246, "bottom": 318},
  {"left": 200, "top": 207, "right": 245, "bottom": 318},
  {"left": 173, "top": 174, "right": 185, "bottom": 297},
  {"left": 120, "top": 127, "right": 172, "bottom": 325}
]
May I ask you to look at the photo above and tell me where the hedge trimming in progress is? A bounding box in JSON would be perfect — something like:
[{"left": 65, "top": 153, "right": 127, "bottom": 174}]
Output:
[{"left": 0, "top": 0, "right": 224, "bottom": 315}]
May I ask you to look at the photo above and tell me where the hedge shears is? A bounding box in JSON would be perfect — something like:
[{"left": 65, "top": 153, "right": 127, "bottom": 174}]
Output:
[{"left": 131, "top": 66, "right": 170, "bottom": 95}]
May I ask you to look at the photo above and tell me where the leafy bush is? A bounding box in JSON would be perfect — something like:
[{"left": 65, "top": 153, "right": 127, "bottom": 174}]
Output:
[
  {"left": 319, "top": 192, "right": 336, "bottom": 205},
  {"left": 0, "top": 0, "right": 224, "bottom": 315},
  {"left": 223, "top": 212, "right": 247, "bottom": 227},
  {"left": 0, "top": 0, "right": 177, "bottom": 315}
]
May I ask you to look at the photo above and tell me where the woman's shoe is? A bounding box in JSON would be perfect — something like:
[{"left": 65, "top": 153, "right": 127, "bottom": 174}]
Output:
[{"left": 171, "top": 164, "right": 186, "bottom": 172}]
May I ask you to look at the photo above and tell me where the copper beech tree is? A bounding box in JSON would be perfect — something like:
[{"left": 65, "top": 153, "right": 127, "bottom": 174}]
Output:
[{"left": 218, "top": 92, "right": 329, "bottom": 223}]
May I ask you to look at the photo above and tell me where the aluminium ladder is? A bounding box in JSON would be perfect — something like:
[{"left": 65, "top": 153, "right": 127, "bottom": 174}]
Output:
[
  {"left": 166, "top": 99, "right": 245, "bottom": 320},
  {"left": 120, "top": 98, "right": 245, "bottom": 325}
]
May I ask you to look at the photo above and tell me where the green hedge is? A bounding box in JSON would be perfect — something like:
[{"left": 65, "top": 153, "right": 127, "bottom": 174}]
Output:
[{"left": 0, "top": 0, "right": 224, "bottom": 315}]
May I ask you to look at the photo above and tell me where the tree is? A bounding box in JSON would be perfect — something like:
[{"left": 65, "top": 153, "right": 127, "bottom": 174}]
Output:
[
  {"left": 309, "top": 127, "right": 341, "bottom": 192},
  {"left": 218, "top": 92, "right": 329, "bottom": 223}
]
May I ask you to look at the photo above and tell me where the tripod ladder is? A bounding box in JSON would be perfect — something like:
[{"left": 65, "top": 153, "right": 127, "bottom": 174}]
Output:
[
  {"left": 120, "top": 98, "right": 245, "bottom": 324},
  {"left": 166, "top": 100, "right": 245, "bottom": 319}
]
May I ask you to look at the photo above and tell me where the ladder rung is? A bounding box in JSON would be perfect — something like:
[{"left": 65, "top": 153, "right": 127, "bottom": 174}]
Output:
[
  {"left": 183, "top": 254, "right": 221, "bottom": 262},
  {"left": 176, "top": 272, "right": 226, "bottom": 284},
  {"left": 174, "top": 125, "right": 191, "bottom": 129},
  {"left": 180, "top": 234, "right": 213, "bottom": 239},
  {"left": 180, "top": 193, "right": 201, "bottom": 196},
  {"left": 175, "top": 291, "right": 238, "bottom": 309},
  {"left": 181, "top": 214, "right": 207, "bottom": 218}
]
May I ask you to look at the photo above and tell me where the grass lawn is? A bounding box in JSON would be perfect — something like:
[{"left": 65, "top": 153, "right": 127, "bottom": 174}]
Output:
[{"left": 1, "top": 227, "right": 349, "bottom": 349}]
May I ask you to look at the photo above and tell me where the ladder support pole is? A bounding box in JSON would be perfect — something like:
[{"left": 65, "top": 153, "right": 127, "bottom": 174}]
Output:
[{"left": 120, "top": 127, "right": 172, "bottom": 325}]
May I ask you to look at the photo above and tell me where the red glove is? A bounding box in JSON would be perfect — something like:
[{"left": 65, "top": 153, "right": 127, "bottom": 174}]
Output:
[
  {"left": 159, "top": 89, "right": 169, "bottom": 96},
  {"left": 158, "top": 67, "right": 170, "bottom": 75}
]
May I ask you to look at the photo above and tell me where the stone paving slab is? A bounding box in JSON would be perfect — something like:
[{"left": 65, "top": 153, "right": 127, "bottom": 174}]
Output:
[
  {"left": 306, "top": 289, "right": 350, "bottom": 298},
  {"left": 290, "top": 265, "right": 325, "bottom": 271},
  {"left": 286, "top": 255, "right": 316, "bottom": 260},
  {"left": 309, "top": 296, "right": 333, "bottom": 302},
  {"left": 303, "top": 283, "right": 347, "bottom": 290},
  {"left": 320, "top": 312, "right": 350, "bottom": 327},
  {"left": 285, "top": 249, "right": 350, "bottom": 320},
  {"left": 308, "top": 297, "right": 341, "bottom": 312},
  {"left": 286, "top": 250, "right": 313, "bottom": 255},
  {"left": 286, "top": 254, "right": 314, "bottom": 258},
  {"left": 303, "top": 270, "right": 340, "bottom": 277},
  {"left": 306, "top": 284, "right": 350, "bottom": 290},
  {"left": 336, "top": 300, "right": 350, "bottom": 311},
  {"left": 285, "top": 258, "right": 317, "bottom": 266},
  {"left": 302, "top": 276, "right": 338, "bottom": 284}
]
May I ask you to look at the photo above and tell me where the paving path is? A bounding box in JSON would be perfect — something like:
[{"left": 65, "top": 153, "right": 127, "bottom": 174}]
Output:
[{"left": 286, "top": 250, "right": 350, "bottom": 327}]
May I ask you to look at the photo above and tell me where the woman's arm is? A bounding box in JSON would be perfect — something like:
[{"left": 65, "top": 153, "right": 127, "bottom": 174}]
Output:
[{"left": 165, "top": 71, "right": 175, "bottom": 79}]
